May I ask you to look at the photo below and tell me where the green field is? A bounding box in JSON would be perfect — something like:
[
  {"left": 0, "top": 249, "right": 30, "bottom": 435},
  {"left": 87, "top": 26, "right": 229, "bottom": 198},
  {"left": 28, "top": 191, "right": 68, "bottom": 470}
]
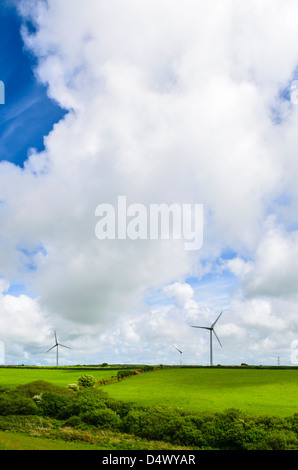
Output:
[
  {"left": 0, "top": 430, "right": 103, "bottom": 450},
  {"left": 105, "top": 368, "right": 298, "bottom": 417},
  {"left": 0, "top": 367, "right": 117, "bottom": 389},
  {"left": 1, "top": 366, "right": 298, "bottom": 417},
  {"left": 1, "top": 366, "right": 298, "bottom": 450}
]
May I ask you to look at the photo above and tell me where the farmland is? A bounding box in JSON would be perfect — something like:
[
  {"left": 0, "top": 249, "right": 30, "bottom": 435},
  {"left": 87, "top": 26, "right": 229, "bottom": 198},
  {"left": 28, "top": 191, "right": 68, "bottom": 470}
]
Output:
[
  {"left": 0, "top": 365, "right": 298, "bottom": 450},
  {"left": 1, "top": 366, "right": 297, "bottom": 417},
  {"left": 105, "top": 367, "right": 298, "bottom": 417},
  {"left": 0, "top": 366, "right": 118, "bottom": 389}
]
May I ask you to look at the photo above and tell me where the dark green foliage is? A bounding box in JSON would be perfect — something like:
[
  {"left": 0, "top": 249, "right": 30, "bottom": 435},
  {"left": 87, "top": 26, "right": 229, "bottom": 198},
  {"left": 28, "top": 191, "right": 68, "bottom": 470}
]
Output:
[
  {"left": 126, "top": 405, "right": 186, "bottom": 442},
  {"left": 38, "top": 391, "right": 75, "bottom": 419},
  {"left": 16, "top": 380, "right": 74, "bottom": 398},
  {"left": 63, "top": 415, "right": 83, "bottom": 428},
  {"left": 80, "top": 408, "right": 121, "bottom": 429},
  {"left": 116, "top": 370, "right": 136, "bottom": 381},
  {"left": 287, "top": 413, "right": 298, "bottom": 433},
  {"left": 71, "top": 388, "right": 108, "bottom": 415},
  {"left": 0, "top": 391, "right": 39, "bottom": 416},
  {"left": 139, "top": 365, "right": 154, "bottom": 372}
]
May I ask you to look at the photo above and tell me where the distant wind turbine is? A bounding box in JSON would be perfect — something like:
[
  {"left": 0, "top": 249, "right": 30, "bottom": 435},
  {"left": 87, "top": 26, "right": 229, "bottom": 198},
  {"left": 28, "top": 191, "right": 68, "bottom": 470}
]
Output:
[
  {"left": 46, "top": 331, "right": 70, "bottom": 367},
  {"left": 191, "top": 311, "right": 223, "bottom": 366},
  {"left": 173, "top": 345, "right": 183, "bottom": 366}
]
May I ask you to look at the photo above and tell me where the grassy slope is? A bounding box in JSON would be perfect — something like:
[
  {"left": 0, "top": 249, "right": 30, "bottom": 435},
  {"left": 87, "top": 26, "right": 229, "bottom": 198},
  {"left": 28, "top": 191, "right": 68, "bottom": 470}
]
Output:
[
  {"left": 0, "top": 368, "right": 117, "bottom": 389},
  {"left": 105, "top": 368, "right": 298, "bottom": 417},
  {"left": 0, "top": 431, "right": 103, "bottom": 450},
  {"left": 0, "top": 416, "right": 194, "bottom": 451}
]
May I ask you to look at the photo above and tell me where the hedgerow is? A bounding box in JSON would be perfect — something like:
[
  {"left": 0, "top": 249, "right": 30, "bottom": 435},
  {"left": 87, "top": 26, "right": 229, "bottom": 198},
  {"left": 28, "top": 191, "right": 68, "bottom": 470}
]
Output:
[{"left": 1, "top": 380, "right": 298, "bottom": 450}]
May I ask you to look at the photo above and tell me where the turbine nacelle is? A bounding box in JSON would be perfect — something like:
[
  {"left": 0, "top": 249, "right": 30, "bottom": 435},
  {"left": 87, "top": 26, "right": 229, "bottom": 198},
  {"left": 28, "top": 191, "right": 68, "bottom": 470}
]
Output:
[
  {"left": 173, "top": 345, "right": 183, "bottom": 366},
  {"left": 46, "top": 330, "right": 70, "bottom": 367},
  {"left": 191, "top": 311, "right": 223, "bottom": 366}
]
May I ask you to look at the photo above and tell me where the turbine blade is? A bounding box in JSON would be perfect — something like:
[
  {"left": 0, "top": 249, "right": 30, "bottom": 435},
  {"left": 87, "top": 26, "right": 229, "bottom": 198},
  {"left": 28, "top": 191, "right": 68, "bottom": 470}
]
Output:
[
  {"left": 54, "top": 330, "right": 58, "bottom": 344},
  {"left": 213, "top": 329, "right": 222, "bottom": 347},
  {"left": 191, "top": 326, "right": 211, "bottom": 330},
  {"left": 58, "top": 343, "right": 71, "bottom": 349},
  {"left": 211, "top": 311, "right": 223, "bottom": 328},
  {"left": 46, "top": 344, "right": 57, "bottom": 353},
  {"left": 174, "top": 346, "right": 182, "bottom": 353}
]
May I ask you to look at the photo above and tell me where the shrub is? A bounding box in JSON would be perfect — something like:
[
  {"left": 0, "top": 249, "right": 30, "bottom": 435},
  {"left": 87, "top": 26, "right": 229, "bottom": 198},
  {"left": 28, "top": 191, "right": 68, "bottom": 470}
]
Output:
[
  {"left": 105, "top": 398, "right": 139, "bottom": 419},
  {"left": 287, "top": 413, "right": 298, "bottom": 433},
  {"left": 80, "top": 408, "right": 121, "bottom": 429},
  {"left": 124, "top": 405, "right": 186, "bottom": 442},
  {"left": 0, "top": 392, "right": 39, "bottom": 416},
  {"left": 38, "top": 391, "right": 75, "bottom": 419},
  {"left": 264, "top": 429, "right": 298, "bottom": 450},
  {"left": 67, "top": 383, "right": 79, "bottom": 392},
  {"left": 78, "top": 375, "right": 96, "bottom": 388},
  {"left": 63, "top": 415, "right": 83, "bottom": 428},
  {"left": 174, "top": 424, "right": 206, "bottom": 447},
  {"left": 121, "top": 409, "right": 144, "bottom": 435},
  {"left": 72, "top": 388, "right": 108, "bottom": 415},
  {"left": 17, "top": 380, "right": 73, "bottom": 398},
  {"left": 142, "top": 365, "right": 154, "bottom": 372},
  {"left": 116, "top": 370, "right": 136, "bottom": 381}
]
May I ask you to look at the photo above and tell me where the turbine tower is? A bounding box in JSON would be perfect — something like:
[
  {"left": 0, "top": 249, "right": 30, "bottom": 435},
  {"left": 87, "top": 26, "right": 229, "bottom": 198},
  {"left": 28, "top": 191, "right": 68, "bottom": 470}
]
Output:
[
  {"left": 46, "top": 331, "right": 70, "bottom": 367},
  {"left": 173, "top": 345, "right": 183, "bottom": 366},
  {"left": 191, "top": 311, "right": 223, "bottom": 366}
]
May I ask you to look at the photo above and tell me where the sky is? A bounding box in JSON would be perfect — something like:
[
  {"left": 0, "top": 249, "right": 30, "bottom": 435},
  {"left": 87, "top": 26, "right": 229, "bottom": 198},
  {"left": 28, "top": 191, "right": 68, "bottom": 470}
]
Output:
[{"left": 1, "top": 0, "right": 298, "bottom": 366}]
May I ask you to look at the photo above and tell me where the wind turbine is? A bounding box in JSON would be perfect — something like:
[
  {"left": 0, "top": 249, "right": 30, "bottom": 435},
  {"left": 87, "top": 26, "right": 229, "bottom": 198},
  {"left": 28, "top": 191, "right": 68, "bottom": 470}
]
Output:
[
  {"left": 46, "top": 331, "right": 70, "bottom": 367},
  {"left": 191, "top": 311, "right": 223, "bottom": 366},
  {"left": 173, "top": 345, "right": 183, "bottom": 366}
]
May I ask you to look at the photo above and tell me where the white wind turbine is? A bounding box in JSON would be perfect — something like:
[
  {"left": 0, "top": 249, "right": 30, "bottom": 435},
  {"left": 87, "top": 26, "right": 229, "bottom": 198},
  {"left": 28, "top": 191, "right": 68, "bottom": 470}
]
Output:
[
  {"left": 191, "top": 311, "right": 223, "bottom": 366},
  {"left": 173, "top": 345, "right": 183, "bottom": 366},
  {"left": 46, "top": 331, "right": 70, "bottom": 367}
]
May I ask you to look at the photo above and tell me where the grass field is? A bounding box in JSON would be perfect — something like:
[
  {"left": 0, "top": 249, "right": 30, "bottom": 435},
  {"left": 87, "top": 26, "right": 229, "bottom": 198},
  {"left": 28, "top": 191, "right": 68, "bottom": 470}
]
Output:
[
  {"left": 104, "top": 367, "right": 298, "bottom": 417},
  {"left": 1, "top": 366, "right": 298, "bottom": 417},
  {"left": 1, "top": 366, "right": 298, "bottom": 450},
  {"left": 0, "top": 367, "right": 118, "bottom": 389},
  {"left": 0, "top": 430, "right": 103, "bottom": 450}
]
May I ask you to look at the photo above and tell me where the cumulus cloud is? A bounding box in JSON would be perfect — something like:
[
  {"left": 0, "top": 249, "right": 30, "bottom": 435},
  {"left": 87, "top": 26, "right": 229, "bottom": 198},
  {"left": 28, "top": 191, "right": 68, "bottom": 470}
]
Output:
[{"left": 1, "top": 0, "right": 298, "bottom": 364}]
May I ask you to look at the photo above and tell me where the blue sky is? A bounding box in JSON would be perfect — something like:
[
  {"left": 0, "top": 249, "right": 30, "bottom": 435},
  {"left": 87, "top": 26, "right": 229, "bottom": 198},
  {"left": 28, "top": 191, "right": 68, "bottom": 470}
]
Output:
[{"left": 0, "top": 3, "right": 66, "bottom": 167}]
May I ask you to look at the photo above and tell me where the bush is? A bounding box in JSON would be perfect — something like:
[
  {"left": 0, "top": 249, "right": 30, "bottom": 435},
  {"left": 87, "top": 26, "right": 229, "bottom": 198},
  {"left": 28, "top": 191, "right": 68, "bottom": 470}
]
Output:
[
  {"left": 63, "top": 415, "right": 83, "bottom": 428},
  {"left": 38, "top": 391, "right": 75, "bottom": 419},
  {"left": 121, "top": 409, "right": 144, "bottom": 435},
  {"left": 287, "top": 413, "right": 298, "bottom": 433},
  {"left": 174, "top": 424, "right": 206, "bottom": 447},
  {"left": 80, "top": 408, "right": 121, "bottom": 429},
  {"left": 67, "top": 383, "right": 80, "bottom": 392},
  {"left": 78, "top": 375, "right": 96, "bottom": 388},
  {"left": 123, "top": 405, "right": 186, "bottom": 442},
  {"left": 72, "top": 388, "right": 108, "bottom": 415},
  {"left": 0, "top": 391, "right": 39, "bottom": 416},
  {"left": 17, "top": 380, "right": 74, "bottom": 398},
  {"left": 105, "top": 398, "right": 139, "bottom": 419},
  {"left": 116, "top": 370, "right": 136, "bottom": 381},
  {"left": 264, "top": 429, "right": 298, "bottom": 450},
  {"left": 140, "top": 365, "right": 154, "bottom": 372}
]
